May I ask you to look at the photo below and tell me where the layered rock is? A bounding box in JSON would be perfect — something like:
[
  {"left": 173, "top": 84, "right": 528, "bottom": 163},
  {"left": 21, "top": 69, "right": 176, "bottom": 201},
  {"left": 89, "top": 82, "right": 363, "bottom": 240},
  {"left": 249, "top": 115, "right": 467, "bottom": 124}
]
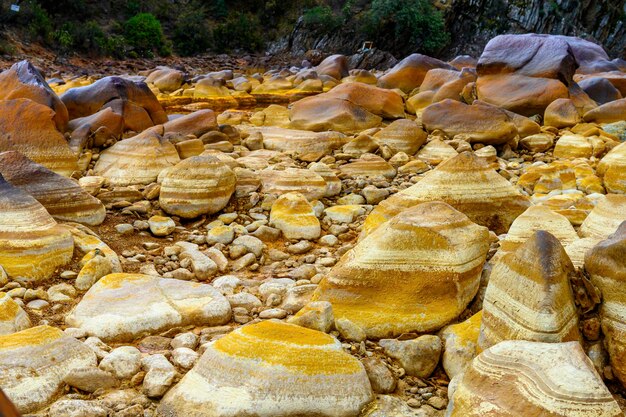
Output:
[
  {"left": 0, "top": 173, "right": 74, "bottom": 281},
  {"left": 0, "top": 99, "right": 78, "bottom": 176},
  {"left": 372, "top": 119, "right": 427, "bottom": 155},
  {"left": 0, "top": 151, "right": 105, "bottom": 226},
  {"left": 448, "top": 340, "right": 623, "bottom": 417},
  {"left": 0, "top": 292, "right": 31, "bottom": 335},
  {"left": 66, "top": 273, "right": 231, "bottom": 342},
  {"left": 585, "top": 222, "right": 626, "bottom": 386},
  {"left": 597, "top": 141, "right": 626, "bottom": 194},
  {"left": 157, "top": 320, "right": 372, "bottom": 417},
  {"left": 323, "top": 82, "right": 405, "bottom": 119},
  {"left": 145, "top": 67, "right": 185, "bottom": 93},
  {"left": 260, "top": 168, "right": 327, "bottom": 200},
  {"left": 363, "top": 152, "right": 530, "bottom": 235},
  {"left": 479, "top": 231, "right": 580, "bottom": 350},
  {"left": 339, "top": 154, "right": 396, "bottom": 179},
  {"left": 0, "top": 60, "right": 68, "bottom": 131},
  {"left": 67, "top": 107, "right": 125, "bottom": 152},
  {"left": 377, "top": 54, "right": 454, "bottom": 93},
  {"left": 584, "top": 98, "right": 626, "bottom": 124},
  {"left": 313, "top": 201, "right": 489, "bottom": 338},
  {"left": 0, "top": 326, "right": 97, "bottom": 414},
  {"left": 270, "top": 192, "right": 321, "bottom": 240},
  {"left": 94, "top": 130, "right": 180, "bottom": 186},
  {"left": 241, "top": 126, "right": 347, "bottom": 160},
  {"left": 159, "top": 155, "right": 236, "bottom": 218},
  {"left": 579, "top": 194, "right": 626, "bottom": 240}
]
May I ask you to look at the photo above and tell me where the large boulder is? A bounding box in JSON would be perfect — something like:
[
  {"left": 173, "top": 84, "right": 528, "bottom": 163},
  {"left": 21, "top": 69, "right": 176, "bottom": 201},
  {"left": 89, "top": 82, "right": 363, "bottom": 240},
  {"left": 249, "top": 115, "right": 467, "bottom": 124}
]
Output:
[
  {"left": 66, "top": 273, "right": 232, "bottom": 342},
  {"left": 289, "top": 95, "right": 382, "bottom": 133},
  {"left": 579, "top": 194, "right": 626, "bottom": 240},
  {"left": 145, "top": 66, "right": 185, "bottom": 93},
  {"left": 0, "top": 151, "right": 105, "bottom": 226},
  {"left": 447, "top": 340, "right": 623, "bottom": 417},
  {"left": 312, "top": 201, "right": 489, "bottom": 338},
  {"left": 0, "top": 60, "right": 68, "bottom": 131},
  {"left": 372, "top": 119, "right": 427, "bottom": 155},
  {"left": 315, "top": 54, "right": 350, "bottom": 80},
  {"left": 0, "top": 173, "right": 74, "bottom": 282},
  {"left": 67, "top": 107, "right": 125, "bottom": 153},
  {"left": 157, "top": 320, "right": 372, "bottom": 417},
  {"left": 324, "top": 82, "right": 405, "bottom": 119},
  {"left": 406, "top": 67, "right": 476, "bottom": 113},
  {"left": 583, "top": 98, "right": 626, "bottom": 124},
  {"left": 0, "top": 99, "right": 78, "bottom": 176},
  {"left": 377, "top": 53, "right": 454, "bottom": 93},
  {"left": 597, "top": 141, "right": 626, "bottom": 194}
]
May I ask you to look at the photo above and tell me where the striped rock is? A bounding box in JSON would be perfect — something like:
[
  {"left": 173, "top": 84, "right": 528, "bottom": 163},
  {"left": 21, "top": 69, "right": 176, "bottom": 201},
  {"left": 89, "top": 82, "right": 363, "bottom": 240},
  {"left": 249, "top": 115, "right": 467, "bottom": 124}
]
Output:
[
  {"left": 270, "top": 192, "right": 321, "bottom": 240},
  {"left": 94, "top": 130, "right": 180, "bottom": 186},
  {"left": 585, "top": 221, "right": 626, "bottom": 387},
  {"left": 0, "top": 174, "right": 74, "bottom": 281},
  {"left": 61, "top": 223, "right": 121, "bottom": 272},
  {"left": 260, "top": 168, "right": 327, "bottom": 200},
  {"left": 0, "top": 326, "right": 97, "bottom": 414},
  {"left": 539, "top": 191, "right": 594, "bottom": 226},
  {"left": 66, "top": 273, "right": 231, "bottom": 342},
  {"left": 565, "top": 237, "right": 601, "bottom": 269},
  {"left": 338, "top": 154, "right": 396, "bottom": 179},
  {"left": 159, "top": 156, "right": 236, "bottom": 218},
  {"left": 363, "top": 151, "right": 530, "bottom": 236},
  {"left": 447, "top": 340, "right": 623, "bottom": 417},
  {"left": 372, "top": 119, "right": 427, "bottom": 155},
  {"left": 416, "top": 138, "right": 458, "bottom": 165},
  {"left": 0, "top": 292, "right": 31, "bottom": 335},
  {"left": 0, "top": 99, "right": 78, "bottom": 177},
  {"left": 313, "top": 202, "right": 489, "bottom": 338},
  {"left": 579, "top": 194, "right": 626, "bottom": 239},
  {"left": 0, "top": 151, "right": 105, "bottom": 226},
  {"left": 241, "top": 126, "right": 347, "bottom": 160},
  {"left": 309, "top": 163, "right": 341, "bottom": 197},
  {"left": 478, "top": 231, "right": 580, "bottom": 351},
  {"left": 597, "top": 141, "right": 626, "bottom": 194},
  {"left": 553, "top": 133, "right": 594, "bottom": 159},
  {"left": 494, "top": 205, "right": 579, "bottom": 261},
  {"left": 156, "top": 320, "right": 372, "bottom": 417}
]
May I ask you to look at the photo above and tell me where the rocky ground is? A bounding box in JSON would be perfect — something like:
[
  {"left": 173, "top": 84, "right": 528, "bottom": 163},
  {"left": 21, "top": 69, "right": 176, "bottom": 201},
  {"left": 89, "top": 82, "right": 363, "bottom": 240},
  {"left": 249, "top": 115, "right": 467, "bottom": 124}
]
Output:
[{"left": 1, "top": 33, "right": 626, "bottom": 417}]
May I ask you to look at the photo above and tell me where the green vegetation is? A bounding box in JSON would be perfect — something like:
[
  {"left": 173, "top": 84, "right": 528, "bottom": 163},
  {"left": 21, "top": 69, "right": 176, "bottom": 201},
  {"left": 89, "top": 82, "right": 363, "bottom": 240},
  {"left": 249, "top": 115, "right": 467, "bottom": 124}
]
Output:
[
  {"left": 124, "top": 13, "right": 171, "bottom": 57},
  {"left": 302, "top": 5, "right": 342, "bottom": 34},
  {"left": 213, "top": 12, "right": 264, "bottom": 52}
]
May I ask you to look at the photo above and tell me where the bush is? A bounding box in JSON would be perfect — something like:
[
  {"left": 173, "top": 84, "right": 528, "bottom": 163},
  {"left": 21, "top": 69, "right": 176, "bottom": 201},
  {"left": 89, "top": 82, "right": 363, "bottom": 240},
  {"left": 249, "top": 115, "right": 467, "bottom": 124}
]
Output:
[
  {"left": 302, "top": 5, "right": 341, "bottom": 34},
  {"left": 213, "top": 12, "right": 263, "bottom": 52},
  {"left": 363, "top": 0, "right": 449, "bottom": 55},
  {"left": 124, "top": 12, "right": 170, "bottom": 57},
  {"left": 24, "top": 1, "right": 53, "bottom": 43},
  {"left": 172, "top": 8, "right": 212, "bottom": 56}
]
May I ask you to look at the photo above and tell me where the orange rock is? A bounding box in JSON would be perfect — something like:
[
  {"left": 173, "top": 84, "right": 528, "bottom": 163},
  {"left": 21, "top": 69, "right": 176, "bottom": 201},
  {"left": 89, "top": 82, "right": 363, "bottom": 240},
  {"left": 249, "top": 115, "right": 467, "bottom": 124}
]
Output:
[
  {"left": 584, "top": 98, "right": 626, "bottom": 124},
  {"left": 315, "top": 54, "right": 349, "bottom": 80},
  {"left": 377, "top": 53, "right": 454, "bottom": 93},
  {"left": 372, "top": 119, "right": 427, "bottom": 155},
  {"left": 289, "top": 95, "right": 382, "bottom": 133},
  {"left": 324, "top": 82, "right": 405, "bottom": 119},
  {"left": 544, "top": 98, "right": 583, "bottom": 128}
]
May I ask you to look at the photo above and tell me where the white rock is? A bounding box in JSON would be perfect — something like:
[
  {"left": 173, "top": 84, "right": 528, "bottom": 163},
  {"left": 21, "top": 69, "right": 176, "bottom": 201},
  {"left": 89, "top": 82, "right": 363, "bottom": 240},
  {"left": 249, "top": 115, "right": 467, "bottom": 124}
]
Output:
[
  {"left": 171, "top": 347, "right": 199, "bottom": 369},
  {"left": 142, "top": 354, "right": 177, "bottom": 398},
  {"left": 99, "top": 346, "right": 142, "bottom": 379}
]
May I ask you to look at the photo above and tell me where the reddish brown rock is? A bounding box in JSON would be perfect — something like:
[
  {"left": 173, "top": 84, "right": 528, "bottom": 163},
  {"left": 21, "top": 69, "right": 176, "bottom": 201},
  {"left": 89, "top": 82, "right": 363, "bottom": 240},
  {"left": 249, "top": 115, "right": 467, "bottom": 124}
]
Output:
[{"left": 377, "top": 53, "right": 454, "bottom": 93}]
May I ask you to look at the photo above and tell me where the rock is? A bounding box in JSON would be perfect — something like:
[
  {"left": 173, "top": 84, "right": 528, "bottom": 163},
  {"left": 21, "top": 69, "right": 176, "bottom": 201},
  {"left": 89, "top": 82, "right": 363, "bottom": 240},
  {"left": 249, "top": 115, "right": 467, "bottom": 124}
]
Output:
[
  {"left": 379, "top": 336, "right": 442, "bottom": 378},
  {"left": 61, "top": 76, "right": 167, "bottom": 127},
  {"left": 207, "top": 225, "right": 235, "bottom": 245},
  {"left": 422, "top": 100, "right": 520, "bottom": 145},
  {"left": 142, "top": 354, "right": 177, "bottom": 398},
  {"left": 439, "top": 311, "right": 482, "bottom": 379},
  {"left": 0, "top": 326, "right": 97, "bottom": 413},
  {"left": 270, "top": 192, "right": 321, "bottom": 240},
  {"left": 94, "top": 130, "right": 180, "bottom": 186},
  {"left": 67, "top": 106, "right": 125, "bottom": 152},
  {"left": 62, "top": 224, "right": 122, "bottom": 273},
  {"left": 243, "top": 126, "right": 347, "bottom": 160},
  {"left": 281, "top": 284, "right": 318, "bottom": 313},
  {"left": 289, "top": 301, "right": 334, "bottom": 333},
  {"left": 372, "top": 119, "right": 427, "bottom": 155},
  {"left": 48, "top": 399, "right": 109, "bottom": 417},
  {"left": 63, "top": 366, "right": 119, "bottom": 392},
  {"left": 149, "top": 216, "right": 176, "bottom": 237},
  {"left": 544, "top": 98, "right": 582, "bottom": 128},
  {"left": 335, "top": 317, "right": 367, "bottom": 342},
  {"left": 0, "top": 99, "right": 78, "bottom": 176},
  {"left": 156, "top": 320, "right": 372, "bottom": 417},
  {"left": 164, "top": 109, "right": 217, "bottom": 138},
  {"left": 325, "top": 205, "right": 366, "bottom": 223},
  {"left": 363, "top": 152, "right": 530, "bottom": 236},
  {"left": 519, "top": 132, "right": 555, "bottom": 152},
  {"left": 75, "top": 253, "right": 114, "bottom": 291},
  {"left": 361, "top": 357, "right": 396, "bottom": 394},
  {"left": 0, "top": 173, "right": 74, "bottom": 281},
  {"left": 175, "top": 242, "right": 218, "bottom": 280},
  {"left": 585, "top": 222, "right": 626, "bottom": 387},
  {"left": 260, "top": 168, "right": 327, "bottom": 200},
  {"left": 416, "top": 138, "right": 458, "bottom": 165},
  {"left": 146, "top": 67, "right": 185, "bottom": 93},
  {"left": 479, "top": 231, "right": 580, "bottom": 350},
  {"left": 584, "top": 98, "right": 626, "bottom": 124},
  {"left": 324, "top": 82, "right": 405, "bottom": 119},
  {"left": 289, "top": 94, "right": 382, "bottom": 134},
  {"left": 231, "top": 235, "right": 264, "bottom": 258},
  {"left": 579, "top": 194, "right": 626, "bottom": 239},
  {"left": 339, "top": 154, "right": 396, "bottom": 179},
  {"left": 553, "top": 133, "right": 594, "bottom": 159},
  {"left": 316, "top": 54, "right": 349, "bottom": 80},
  {"left": 0, "top": 292, "right": 31, "bottom": 335},
  {"left": 159, "top": 155, "right": 236, "bottom": 218},
  {"left": 363, "top": 395, "right": 425, "bottom": 417},
  {"left": 313, "top": 201, "right": 489, "bottom": 338},
  {"left": 310, "top": 162, "right": 342, "bottom": 196},
  {"left": 597, "top": 141, "right": 626, "bottom": 194},
  {"left": 171, "top": 347, "right": 199, "bottom": 369},
  {"left": 447, "top": 340, "right": 623, "bottom": 417},
  {"left": 578, "top": 76, "right": 622, "bottom": 104},
  {"left": 99, "top": 346, "right": 142, "bottom": 379},
  {"left": 227, "top": 292, "right": 262, "bottom": 310},
  {"left": 408, "top": 67, "right": 476, "bottom": 113},
  {"left": 378, "top": 53, "right": 454, "bottom": 93},
  {"left": 66, "top": 273, "right": 231, "bottom": 342},
  {"left": 250, "top": 104, "right": 291, "bottom": 128},
  {"left": 0, "top": 60, "right": 68, "bottom": 130}
]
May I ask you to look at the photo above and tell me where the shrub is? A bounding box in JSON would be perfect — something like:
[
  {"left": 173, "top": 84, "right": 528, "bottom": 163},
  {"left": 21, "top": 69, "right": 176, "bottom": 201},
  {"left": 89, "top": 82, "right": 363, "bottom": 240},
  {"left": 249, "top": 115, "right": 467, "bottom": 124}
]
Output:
[
  {"left": 302, "top": 5, "right": 341, "bottom": 34},
  {"left": 24, "top": 1, "right": 53, "bottom": 43},
  {"left": 124, "top": 12, "right": 170, "bottom": 57},
  {"left": 213, "top": 12, "right": 263, "bottom": 52},
  {"left": 172, "top": 8, "right": 212, "bottom": 56},
  {"left": 363, "top": 0, "right": 450, "bottom": 55}
]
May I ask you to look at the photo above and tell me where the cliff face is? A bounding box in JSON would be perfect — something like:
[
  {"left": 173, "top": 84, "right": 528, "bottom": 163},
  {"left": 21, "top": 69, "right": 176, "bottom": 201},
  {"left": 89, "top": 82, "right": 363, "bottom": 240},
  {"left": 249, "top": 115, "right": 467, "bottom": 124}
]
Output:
[{"left": 273, "top": 0, "right": 626, "bottom": 60}]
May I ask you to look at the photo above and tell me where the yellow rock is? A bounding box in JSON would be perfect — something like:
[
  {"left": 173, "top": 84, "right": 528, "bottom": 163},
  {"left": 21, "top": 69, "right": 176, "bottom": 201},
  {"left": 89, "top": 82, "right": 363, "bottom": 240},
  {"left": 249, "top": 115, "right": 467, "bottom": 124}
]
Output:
[
  {"left": 241, "top": 126, "right": 347, "bottom": 160},
  {"left": 579, "top": 194, "right": 626, "bottom": 239},
  {"left": 553, "top": 133, "right": 593, "bottom": 159},
  {"left": 363, "top": 151, "right": 530, "bottom": 235},
  {"left": 597, "top": 141, "right": 626, "bottom": 194},
  {"left": 338, "top": 154, "right": 396, "bottom": 179},
  {"left": 439, "top": 311, "right": 482, "bottom": 379},
  {"left": 416, "top": 138, "right": 458, "bottom": 165},
  {"left": 479, "top": 231, "right": 580, "bottom": 351},
  {"left": 270, "top": 192, "right": 321, "bottom": 240},
  {"left": 313, "top": 201, "right": 489, "bottom": 338},
  {"left": 0, "top": 292, "right": 31, "bottom": 335},
  {"left": 585, "top": 221, "right": 626, "bottom": 387},
  {"left": 159, "top": 155, "right": 236, "bottom": 218},
  {"left": 372, "top": 119, "right": 427, "bottom": 155},
  {"left": 0, "top": 174, "right": 74, "bottom": 281},
  {"left": 448, "top": 340, "right": 623, "bottom": 417},
  {"left": 156, "top": 320, "right": 372, "bottom": 417}
]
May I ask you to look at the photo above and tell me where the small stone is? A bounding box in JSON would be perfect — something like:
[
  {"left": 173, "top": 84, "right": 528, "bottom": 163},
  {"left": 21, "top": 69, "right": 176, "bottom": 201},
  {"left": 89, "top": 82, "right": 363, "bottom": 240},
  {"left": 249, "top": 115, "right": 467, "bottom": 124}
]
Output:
[
  {"left": 319, "top": 234, "right": 339, "bottom": 246},
  {"left": 149, "top": 216, "right": 176, "bottom": 237},
  {"left": 281, "top": 284, "right": 318, "bottom": 313},
  {"left": 115, "top": 224, "right": 134, "bottom": 235},
  {"left": 427, "top": 396, "right": 447, "bottom": 410},
  {"left": 337, "top": 193, "right": 366, "bottom": 205},
  {"left": 142, "top": 354, "right": 177, "bottom": 398},
  {"left": 232, "top": 235, "right": 264, "bottom": 257},
  {"left": 206, "top": 225, "right": 235, "bottom": 245},
  {"left": 379, "top": 335, "right": 442, "bottom": 378},
  {"left": 288, "top": 301, "right": 334, "bottom": 333},
  {"left": 226, "top": 292, "right": 262, "bottom": 310},
  {"left": 64, "top": 367, "right": 119, "bottom": 393},
  {"left": 76, "top": 254, "right": 113, "bottom": 291},
  {"left": 26, "top": 299, "right": 49, "bottom": 309},
  {"left": 362, "top": 186, "right": 390, "bottom": 204},
  {"left": 259, "top": 308, "right": 288, "bottom": 319},
  {"left": 362, "top": 357, "right": 396, "bottom": 394},
  {"left": 171, "top": 347, "right": 199, "bottom": 369},
  {"left": 218, "top": 212, "right": 238, "bottom": 224},
  {"left": 335, "top": 317, "right": 367, "bottom": 342},
  {"left": 99, "top": 346, "right": 142, "bottom": 379},
  {"left": 171, "top": 332, "right": 198, "bottom": 350},
  {"left": 212, "top": 275, "right": 241, "bottom": 295},
  {"left": 287, "top": 241, "right": 313, "bottom": 254},
  {"left": 231, "top": 253, "right": 256, "bottom": 271}
]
